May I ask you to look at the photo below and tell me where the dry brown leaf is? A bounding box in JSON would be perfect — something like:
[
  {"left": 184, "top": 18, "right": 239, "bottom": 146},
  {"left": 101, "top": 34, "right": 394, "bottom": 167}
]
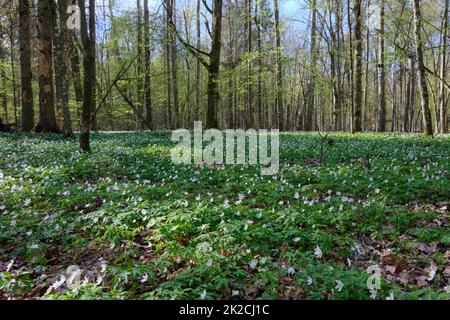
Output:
[
  {"left": 385, "top": 265, "right": 397, "bottom": 274},
  {"left": 397, "top": 272, "right": 411, "bottom": 285}
]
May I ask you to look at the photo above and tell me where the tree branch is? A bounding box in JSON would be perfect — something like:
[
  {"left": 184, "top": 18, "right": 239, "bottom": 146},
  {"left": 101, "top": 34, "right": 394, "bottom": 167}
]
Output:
[{"left": 201, "top": 0, "right": 213, "bottom": 14}]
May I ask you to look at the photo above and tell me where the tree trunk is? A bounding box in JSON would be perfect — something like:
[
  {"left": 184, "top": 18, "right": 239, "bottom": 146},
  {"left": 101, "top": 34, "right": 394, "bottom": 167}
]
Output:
[
  {"left": 273, "top": 0, "right": 283, "bottom": 130},
  {"left": 438, "top": 0, "right": 448, "bottom": 133},
  {"left": 195, "top": 0, "right": 201, "bottom": 122},
  {"left": 19, "top": 0, "right": 34, "bottom": 132},
  {"left": 37, "top": 0, "right": 60, "bottom": 134},
  {"left": 304, "top": 0, "right": 318, "bottom": 131},
  {"left": 346, "top": 0, "right": 354, "bottom": 132},
  {"left": 0, "top": 35, "right": 7, "bottom": 125},
  {"left": 169, "top": 0, "right": 180, "bottom": 128},
  {"left": 164, "top": 4, "right": 173, "bottom": 129},
  {"left": 413, "top": 0, "right": 433, "bottom": 136},
  {"left": 245, "top": 0, "right": 254, "bottom": 129},
  {"left": 206, "top": 0, "right": 223, "bottom": 129},
  {"left": 68, "top": 17, "right": 83, "bottom": 105},
  {"left": 52, "top": 0, "right": 73, "bottom": 137},
  {"left": 144, "top": 0, "right": 153, "bottom": 129},
  {"left": 136, "top": 0, "right": 144, "bottom": 129},
  {"left": 376, "top": 0, "right": 386, "bottom": 132},
  {"left": 332, "top": 0, "right": 344, "bottom": 131},
  {"left": 256, "top": 0, "right": 263, "bottom": 129},
  {"left": 353, "top": 0, "right": 363, "bottom": 132},
  {"left": 79, "top": 0, "right": 96, "bottom": 151}
]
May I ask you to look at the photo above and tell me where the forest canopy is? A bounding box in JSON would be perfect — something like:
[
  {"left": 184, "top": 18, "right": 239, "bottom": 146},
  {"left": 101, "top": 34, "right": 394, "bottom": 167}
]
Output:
[{"left": 0, "top": 0, "right": 448, "bottom": 140}]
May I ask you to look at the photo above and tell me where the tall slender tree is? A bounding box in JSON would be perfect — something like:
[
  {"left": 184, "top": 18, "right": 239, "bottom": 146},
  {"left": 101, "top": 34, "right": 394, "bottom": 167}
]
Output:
[
  {"left": 169, "top": 0, "right": 180, "bottom": 128},
  {"left": 36, "top": 0, "right": 59, "bottom": 133},
  {"left": 273, "top": 0, "right": 283, "bottom": 129},
  {"left": 413, "top": 0, "right": 433, "bottom": 136},
  {"left": 144, "top": 0, "right": 153, "bottom": 129},
  {"left": 53, "top": 0, "right": 73, "bottom": 137},
  {"left": 170, "top": 0, "right": 223, "bottom": 129},
  {"left": 438, "top": 0, "right": 448, "bottom": 133},
  {"left": 79, "top": 0, "right": 96, "bottom": 151},
  {"left": 304, "top": 0, "right": 318, "bottom": 131},
  {"left": 136, "top": 0, "right": 144, "bottom": 129},
  {"left": 245, "top": 0, "right": 254, "bottom": 128},
  {"left": 195, "top": 0, "right": 201, "bottom": 121},
  {"left": 19, "top": 0, "right": 34, "bottom": 132},
  {"left": 353, "top": 0, "right": 363, "bottom": 132},
  {"left": 376, "top": 0, "right": 386, "bottom": 132}
]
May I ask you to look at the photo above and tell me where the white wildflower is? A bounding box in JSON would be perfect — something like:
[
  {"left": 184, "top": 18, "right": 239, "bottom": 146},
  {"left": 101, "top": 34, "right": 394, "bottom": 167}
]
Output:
[
  {"left": 249, "top": 260, "right": 258, "bottom": 270},
  {"left": 141, "top": 273, "right": 149, "bottom": 283},
  {"left": 386, "top": 293, "right": 395, "bottom": 300},
  {"left": 335, "top": 280, "right": 344, "bottom": 292},
  {"left": 427, "top": 265, "right": 438, "bottom": 281},
  {"left": 314, "top": 246, "right": 323, "bottom": 259}
]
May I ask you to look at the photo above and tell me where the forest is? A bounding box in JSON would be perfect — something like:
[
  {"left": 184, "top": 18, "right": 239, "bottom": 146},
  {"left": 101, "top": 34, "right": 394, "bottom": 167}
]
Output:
[{"left": 0, "top": 0, "right": 449, "bottom": 302}]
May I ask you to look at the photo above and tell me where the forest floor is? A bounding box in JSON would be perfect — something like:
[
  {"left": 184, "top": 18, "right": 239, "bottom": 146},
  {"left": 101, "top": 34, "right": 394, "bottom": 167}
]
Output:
[{"left": 0, "top": 132, "right": 449, "bottom": 300}]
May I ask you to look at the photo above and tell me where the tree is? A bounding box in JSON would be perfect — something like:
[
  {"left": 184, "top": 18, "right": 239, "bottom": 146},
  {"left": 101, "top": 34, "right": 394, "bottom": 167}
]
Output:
[
  {"left": 136, "top": 0, "right": 144, "bottom": 129},
  {"left": 273, "top": 0, "right": 283, "bottom": 130},
  {"left": 245, "top": 0, "right": 254, "bottom": 129},
  {"left": 168, "top": 0, "right": 180, "bottom": 128},
  {"left": 438, "top": 0, "right": 448, "bottom": 133},
  {"left": 36, "top": 0, "right": 59, "bottom": 133},
  {"left": 52, "top": 0, "right": 73, "bottom": 137},
  {"left": 169, "top": 0, "right": 223, "bottom": 129},
  {"left": 255, "top": 0, "right": 264, "bottom": 128},
  {"left": 19, "top": 0, "right": 34, "bottom": 132},
  {"left": 353, "top": 0, "right": 363, "bottom": 133},
  {"left": 144, "top": 0, "right": 153, "bottom": 129},
  {"left": 79, "top": 0, "right": 96, "bottom": 151},
  {"left": 412, "top": 0, "right": 433, "bottom": 136},
  {"left": 195, "top": 0, "right": 201, "bottom": 121},
  {"left": 304, "top": 0, "right": 318, "bottom": 131},
  {"left": 376, "top": 0, "right": 386, "bottom": 132},
  {"left": 67, "top": 1, "right": 83, "bottom": 116}
]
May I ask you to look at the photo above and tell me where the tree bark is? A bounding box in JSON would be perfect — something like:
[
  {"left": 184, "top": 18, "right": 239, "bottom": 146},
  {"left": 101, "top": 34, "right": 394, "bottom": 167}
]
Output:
[
  {"left": 353, "top": 0, "right": 363, "bottom": 132},
  {"left": 304, "top": 0, "right": 318, "bottom": 131},
  {"left": 53, "top": 0, "right": 73, "bottom": 137},
  {"left": 256, "top": 0, "right": 263, "bottom": 129},
  {"left": 169, "top": 0, "right": 180, "bottom": 128},
  {"left": 195, "top": 0, "right": 201, "bottom": 122},
  {"left": 36, "top": 0, "right": 60, "bottom": 133},
  {"left": 206, "top": 0, "right": 223, "bottom": 129},
  {"left": 273, "top": 0, "right": 283, "bottom": 130},
  {"left": 413, "top": 0, "right": 433, "bottom": 136},
  {"left": 79, "top": 0, "right": 96, "bottom": 151},
  {"left": 144, "top": 0, "right": 153, "bottom": 129},
  {"left": 136, "top": 0, "right": 144, "bottom": 129},
  {"left": 164, "top": 3, "right": 173, "bottom": 128},
  {"left": 19, "top": 0, "right": 34, "bottom": 132},
  {"left": 376, "top": 0, "right": 386, "bottom": 132},
  {"left": 245, "top": 0, "right": 254, "bottom": 129},
  {"left": 438, "top": 0, "right": 448, "bottom": 133}
]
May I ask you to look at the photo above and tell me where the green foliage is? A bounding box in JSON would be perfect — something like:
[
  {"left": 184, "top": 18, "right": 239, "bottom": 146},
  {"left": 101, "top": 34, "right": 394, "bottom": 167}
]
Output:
[{"left": 0, "top": 132, "right": 448, "bottom": 300}]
